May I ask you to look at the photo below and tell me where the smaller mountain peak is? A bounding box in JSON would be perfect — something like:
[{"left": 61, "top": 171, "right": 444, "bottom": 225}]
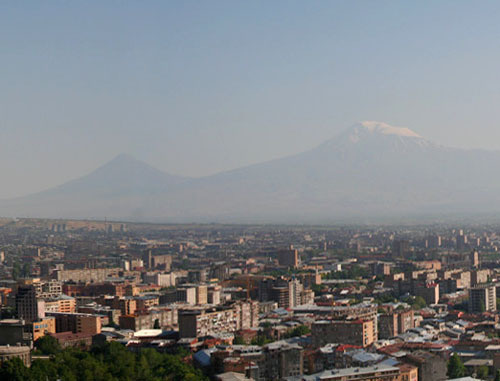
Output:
[{"left": 355, "top": 121, "right": 422, "bottom": 138}]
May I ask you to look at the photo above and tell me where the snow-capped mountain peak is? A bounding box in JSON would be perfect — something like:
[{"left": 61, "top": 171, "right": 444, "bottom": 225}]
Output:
[{"left": 355, "top": 121, "right": 422, "bottom": 138}]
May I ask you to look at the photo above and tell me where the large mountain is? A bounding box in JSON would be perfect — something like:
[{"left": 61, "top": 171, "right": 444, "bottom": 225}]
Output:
[{"left": 2, "top": 121, "right": 500, "bottom": 223}]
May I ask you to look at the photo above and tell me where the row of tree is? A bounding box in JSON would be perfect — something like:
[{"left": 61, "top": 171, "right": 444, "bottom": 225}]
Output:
[{"left": 0, "top": 337, "right": 207, "bottom": 381}]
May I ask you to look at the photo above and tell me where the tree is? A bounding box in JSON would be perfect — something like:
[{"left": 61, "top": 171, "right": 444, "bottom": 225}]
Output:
[
  {"left": 251, "top": 335, "right": 272, "bottom": 346},
  {"left": 0, "top": 357, "right": 30, "bottom": 381},
  {"left": 477, "top": 365, "right": 489, "bottom": 379},
  {"left": 411, "top": 296, "right": 427, "bottom": 310},
  {"left": 34, "top": 335, "right": 61, "bottom": 355},
  {"left": 0, "top": 341, "right": 208, "bottom": 381},
  {"left": 495, "top": 369, "right": 500, "bottom": 381},
  {"left": 233, "top": 336, "right": 246, "bottom": 345},
  {"left": 311, "top": 284, "right": 324, "bottom": 294},
  {"left": 286, "top": 325, "right": 311, "bottom": 338},
  {"left": 447, "top": 353, "right": 466, "bottom": 379},
  {"left": 11, "top": 262, "right": 21, "bottom": 280},
  {"left": 153, "top": 319, "right": 160, "bottom": 329},
  {"left": 22, "top": 262, "right": 31, "bottom": 278}
]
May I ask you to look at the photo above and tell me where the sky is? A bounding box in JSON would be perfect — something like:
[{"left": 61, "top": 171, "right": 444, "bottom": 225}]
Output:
[{"left": 2, "top": 1, "right": 500, "bottom": 198}]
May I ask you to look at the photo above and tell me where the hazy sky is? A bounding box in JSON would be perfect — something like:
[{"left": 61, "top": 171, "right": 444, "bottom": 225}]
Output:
[{"left": 2, "top": 1, "right": 500, "bottom": 198}]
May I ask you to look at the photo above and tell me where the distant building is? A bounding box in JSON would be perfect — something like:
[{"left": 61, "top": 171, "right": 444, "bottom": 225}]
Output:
[
  {"left": 261, "top": 342, "right": 303, "bottom": 379},
  {"left": 47, "top": 312, "right": 102, "bottom": 335},
  {"left": 471, "top": 269, "right": 489, "bottom": 286},
  {"left": 294, "top": 364, "right": 404, "bottom": 381},
  {"left": 16, "top": 286, "right": 44, "bottom": 323},
  {"left": 143, "top": 272, "right": 176, "bottom": 287},
  {"left": 392, "top": 240, "right": 409, "bottom": 258},
  {"left": 470, "top": 250, "right": 479, "bottom": 268},
  {"left": 414, "top": 282, "right": 439, "bottom": 305},
  {"left": 312, "top": 319, "right": 377, "bottom": 348},
  {"left": 469, "top": 283, "right": 497, "bottom": 313},
  {"left": 277, "top": 247, "right": 300, "bottom": 268},
  {"left": 379, "top": 309, "right": 414, "bottom": 339},
  {"left": 404, "top": 350, "right": 447, "bottom": 381},
  {"left": 425, "top": 235, "right": 441, "bottom": 249},
  {"left": 178, "top": 301, "right": 259, "bottom": 338},
  {"left": 457, "top": 230, "right": 468, "bottom": 251}
]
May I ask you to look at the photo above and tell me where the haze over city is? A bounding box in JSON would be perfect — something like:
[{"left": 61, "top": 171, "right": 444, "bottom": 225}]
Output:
[{"left": 3, "top": 1, "right": 500, "bottom": 202}]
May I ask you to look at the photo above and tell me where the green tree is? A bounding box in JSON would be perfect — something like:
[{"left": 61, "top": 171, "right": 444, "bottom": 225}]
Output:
[
  {"left": 0, "top": 357, "right": 30, "bottom": 381},
  {"left": 233, "top": 336, "right": 246, "bottom": 345},
  {"left": 286, "top": 325, "right": 311, "bottom": 338},
  {"left": 447, "top": 353, "right": 466, "bottom": 379},
  {"left": 477, "top": 365, "right": 489, "bottom": 379},
  {"left": 34, "top": 335, "right": 61, "bottom": 355},
  {"left": 30, "top": 359, "right": 59, "bottom": 381},
  {"left": 411, "top": 296, "right": 427, "bottom": 310},
  {"left": 11, "top": 262, "right": 21, "bottom": 280},
  {"left": 0, "top": 341, "right": 208, "bottom": 381},
  {"left": 22, "top": 262, "right": 31, "bottom": 278},
  {"left": 494, "top": 369, "right": 500, "bottom": 381},
  {"left": 251, "top": 335, "right": 272, "bottom": 346}
]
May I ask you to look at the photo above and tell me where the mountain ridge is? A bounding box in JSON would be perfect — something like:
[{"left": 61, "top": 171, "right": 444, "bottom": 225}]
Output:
[{"left": 2, "top": 121, "right": 500, "bottom": 223}]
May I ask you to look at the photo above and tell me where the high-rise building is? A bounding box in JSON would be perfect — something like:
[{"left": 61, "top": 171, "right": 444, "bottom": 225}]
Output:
[
  {"left": 469, "top": 284, "right": 497, "bottom": 313},
  {"left": 425, "top": 235, "right": 441, "bottom": 249},
  {"left": 196, "top": 285, "right": 208, "bottom": 305},
  {"left": 16, "top": 286, "right": 44, "bottom": 323},
  {"left": 392, "top": 240, "right": 409, "bottom": 258},
  {"left": 277, "top": 247, "right": 300, "bottom": 268},
  {"left": 470, "top": 250, "right": 479, "bottom": 268},
  {"left": 457, "top": 230, "right": 468, "bottom": 251}
]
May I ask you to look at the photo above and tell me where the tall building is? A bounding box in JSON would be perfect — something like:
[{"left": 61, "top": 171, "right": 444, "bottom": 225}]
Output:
[
  {"left": 469, "top": 284, "right": 497, "bottom": 313},
  {"left": 425, "top": 235, "right": 441, "bottom": 249},
  {"left": 16, "top": 286, "right": 44, "bottom": 323},
  {"left": 379, "top": 313, "right": 398, "bottom": 339},
  {"left": 414, "top": 282, "right": 439, "bottom": 305},
  {"left": 392, "top": 240, "right": 409, "bottom": 258},
  {"left": 471, "top": 269, "right": 489, "bottom": 286},
  {"left": 457, "top": 230, "right": 468, "bottom": 251},
  {"left": 276, "top": 247, "right": 300, "bottom": 268},
  {"left": 470, "top": 250, "right": 479, "bottom": 268},
  {"left": 261, "top": 342, "right": 303, "bottom": 380},
  {"left": 260, "top": 277, "right": 305, "bottom": 308},
  {"left": 176, "top": 287, "right": 197, "bottom": 305}
]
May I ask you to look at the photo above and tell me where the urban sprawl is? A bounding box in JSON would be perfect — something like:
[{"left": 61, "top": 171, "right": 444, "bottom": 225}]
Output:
[{"left": 0, "top": 219, "right": 499, "bottom": 380}]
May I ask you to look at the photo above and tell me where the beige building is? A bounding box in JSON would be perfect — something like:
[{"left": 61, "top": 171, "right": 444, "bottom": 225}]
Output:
[
  {"left": 0, "top": 345, "right": 31, "bottom": 367},
  {"left": 47, "top": 312, "right": 102, "bottom": 335},
  {"left": 44, "top": 294, "right": 76, "bottom": 313},
  {"left": 196, "top": 285, "right": 208, "bottom": 305},
  {"left": 178, "top": 300, "right": 259, "bottom": 338},
  {"left": 32, "top": 316, "right": 56, "bottom": 341},
  {"left": 55, "top": 268, "right": 121, "bottom": 283}
]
